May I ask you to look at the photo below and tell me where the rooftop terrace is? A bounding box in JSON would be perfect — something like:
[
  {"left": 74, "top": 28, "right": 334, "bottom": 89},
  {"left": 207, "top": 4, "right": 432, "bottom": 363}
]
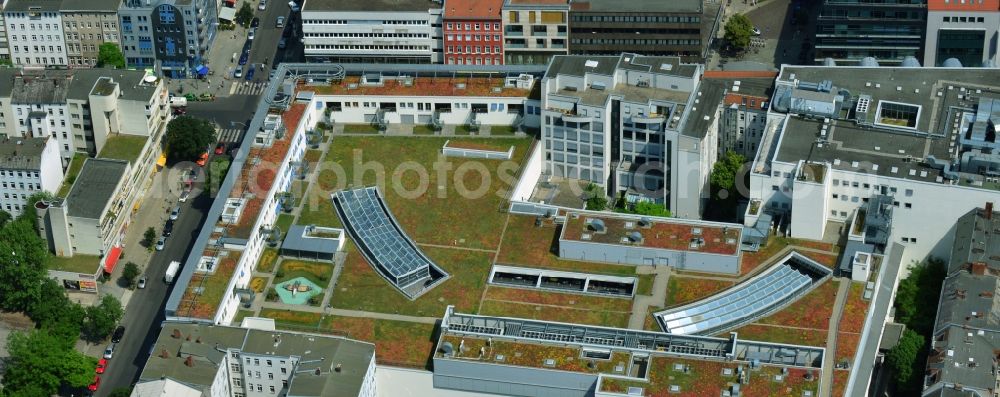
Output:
[
  {"left": 98, "top": 135, "right": 148, "bottom": 164},
  {"left": 561, "top": 213, "right": 741, "bottom": 255},
  {"left": 306, "top": 75, "right": 534, "bottom": 98},
  {"left": 173, "top": 248, "right": 244, "bottom": 320}
]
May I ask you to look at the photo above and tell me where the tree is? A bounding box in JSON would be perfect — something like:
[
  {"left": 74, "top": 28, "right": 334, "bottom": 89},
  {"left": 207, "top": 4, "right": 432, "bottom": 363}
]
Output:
[
  {"left": 143, "top": 227, "right": 157, "bottom": 248},
  {"left": 710, "top": 151, "right": 746, "bottom": 192},
  {"left": 632, "top": 202, "right": 671, "bottom": 217},
  {"left": 2, "top": 330, "right": 96, "bottom": 394},
  {"left": 0, "top": 219, "right": 50, "bottom": 312},
  {"left": 235, "top": 2, "right": 254, "bottom": 28},
  {"left": 108, "top": 387, "right": 133, "bottom": 397},
  {"left": 19, "top": 191, "right": 55, "bottom": 225},
  {"left": 82, "top": 295, "right": 123, "bottom": 342},
  {"left": 887, "top": 329, "right": 925, "bottom": 393},
  {"left": 166, "top": 116, "right": 216, "bottom": 162},
  {"left": 894, "top": 259, "right": 946, "bottom": 336},
  {"left": 724, "top": 14, "right": 754, "bottom": 52},
  {"left": 583, "top": 183, "right": 607, "bottom": 211},
  {"left": 97, "top": 43, "right": 126, "bottom": 69},
  {"left": 0, "top": 210, "right": 11, "bottom": 228},
  {"left": 122, "top": 261, "right": 141, "bottom": 289}
]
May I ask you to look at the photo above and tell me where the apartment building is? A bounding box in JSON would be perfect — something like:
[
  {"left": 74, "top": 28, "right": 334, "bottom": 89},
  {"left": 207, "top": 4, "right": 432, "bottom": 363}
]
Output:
[
  {"left": 924, "top": 0, "right": 1000, "bottom": 67},
  {"left": 301, "top": 0, "right": 443, "bottom": 64},
  {"left": 566, "top": 0, "right": 719, "bottom": 63},
  {"left": 133, "top": 322, "right": 377, "bottom": 397},
  {"left": 750, "top": 65, "right": 1000, "bottom": 267},
  {"left": 501, "top": 0, "right": 569, "bottom": 65},
  {"left": 539, "top": 54, "right": 720, "bottom": 218},
  {"left": 708, "top": 72, "right": 776, "bottom": 159},
  {"left": 3, "top": 0, "right": 68, "bottom": 67},
  {"left": 443, "top": 0, "right": 504, "bottom": 66},
  {"left": 118, "top": 0, "right": 219, "bottom": 78},
  {"left": 922, "top": 205, "right": 1000, "bottom": 397},
  {"left": 814, "top": 0, "right": 927, "bottom": 65},
  {"left": 0, "top": 68, "right": 169, "bottom": 167},
  {"left": 61, "top": 0, "right": 123, "bottom": 67},
  {"left": 0, "top": 4, "right": 10, "bottom": 63},
  {"left": 0, "top": 137, "right": 62, "bottom": 216}
]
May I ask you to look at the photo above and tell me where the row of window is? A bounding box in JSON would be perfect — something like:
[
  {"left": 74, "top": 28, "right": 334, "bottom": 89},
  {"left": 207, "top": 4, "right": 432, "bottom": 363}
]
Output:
[
  {"left": 445, "top": 22, "right": 501, "bottom": 31},
  {"left": 570, "top": 38, "right": 701, "bottom": 46},
  {"left": 9, "top": 34, "right": 62, "bottom": 43},
  {"left": 446, "top": 57, "right": 503, "bottom": 65},
  {"left": 445, "top": 34, "right": 502, "bottom": 42},
  {"left": 303, "top": 32, "right": 429, "bottom": 39},
  {"left": 570, "top": 15, "right": 700, "bottom": 23},
  {"left": 0, "top": 170, "right": 40, "bottom": 178},
  {"left": 304, "top": 44, "right": 430, "bottom": 51},
  {"left": 66, "top": 32, "right": 118, "bottom": 41},
  {"left": 302, "top": 19, "right": 428, "bottom": 25},
  {"left": 13, "top": 56, "right": 64, "bottom": 65},
  {"left": 445, "top": 45, "right": 502, "bottom": 54},
  {"left": 11, "top": 45, "right": 63, "bottom": 54},
  {"left": 941, "top": 16, "right": 986, "bottom": 23},
  {"left": 1, "top": 182, "right": 41, "bottom": 192}
]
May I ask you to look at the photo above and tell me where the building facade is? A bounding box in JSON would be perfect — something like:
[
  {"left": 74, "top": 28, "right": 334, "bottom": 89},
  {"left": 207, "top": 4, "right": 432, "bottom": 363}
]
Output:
[
  {"left": 118, "top": 0, "right": 218, "bottom": 78},
  {"left": 814, "top": 0, "right": 927, "bottom": 65},
  {"left": 61, "top": 0, "right": 123, "bottom": 68},
  {"left": 539, "top": 54, "right": 719, "bottom": 218},
  {"left": 567, "top": 0, "right": 717, "bottom": 62},
  {"left": 501, "top": 0, "right": 569, "bottom": 65},
  {"left": 4, "top": 0, "right": 68, "bottom": 67},
  {"left": 443, "top": 0, "right": 504, "bottom": 65},
  {"left": 301, "top": 0, "right": 443, "bottom": 64},
  {"left": 924, "top": 0, "right": 1000, "bottom": 67},
  {"left": 134, "top": 322, "right": 377, "bottom": 397},
  {"left": 0, "top": 137, "right": 63, "bottom": 216}
]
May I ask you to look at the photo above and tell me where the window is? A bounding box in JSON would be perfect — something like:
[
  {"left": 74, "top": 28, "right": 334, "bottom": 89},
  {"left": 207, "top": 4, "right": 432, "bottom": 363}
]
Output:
[
  {"left": 268, "top": 373, "right": 274, "bottom": 379},
  {"left": 255, "top": 371, "right": 261, "bottom": 378},
  {"left": 771, "top": 185, "right": 779, "bottom": 191},
  {"left": 269, "top": 386, "right": 275, "bottom": 393},
  {"left": 281, "top": 367, "right": 287, "bottom": 374},
  {"left": 257, "top": 385, "right": 262, "bottom": 392},
  {"left": 904, "top": 189, "right": 913, "bottom": 197},
  {"left": 266, "top": 360, "right": 272, "bottom": 367},
  {"left": 905, "top": 203, "right": 912, "bottom": 209},
  {"left": 832, "top": 194, "right": 839, "bottom": 199}
]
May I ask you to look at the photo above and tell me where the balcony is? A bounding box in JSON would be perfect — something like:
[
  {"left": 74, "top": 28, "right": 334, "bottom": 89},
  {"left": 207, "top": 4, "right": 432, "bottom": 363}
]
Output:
[
  {"left": 631, "top": 113, "right": 665, "bottom": 124},
  {"left": 505, "top": 42, "right": 527, "bottom": 49}
]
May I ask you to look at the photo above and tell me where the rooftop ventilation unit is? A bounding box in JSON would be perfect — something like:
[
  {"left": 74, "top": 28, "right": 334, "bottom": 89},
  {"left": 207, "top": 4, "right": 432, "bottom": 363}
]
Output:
[
  {"left": 591, "top": 81, "right": 606, "bottom": 90},
  {"left": 638, "top": 217, "right": 652, "bottom": 227},
  {"left": 589, "top": 218, "right": 606, "bottom": 233},
  {"left": 585, "top": 60, "right": 599, "bottom": 68},
  {"left": 629, "top": 231, "right": 643, "bottom": 243},
  {"left": 660, "top": 63, "right": 673, "bottom": 71}
]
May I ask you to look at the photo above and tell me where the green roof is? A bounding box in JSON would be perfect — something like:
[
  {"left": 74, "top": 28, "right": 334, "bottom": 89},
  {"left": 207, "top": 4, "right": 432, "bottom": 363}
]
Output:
[
  {"left": 47, "top": 254, "right": 102, "bottom": 274},
  {"left": 58, "top": 153, "right": 89, "bottom": 197},
  {"left": 98, "top": 135, "right": 148, "bottom": 164}
]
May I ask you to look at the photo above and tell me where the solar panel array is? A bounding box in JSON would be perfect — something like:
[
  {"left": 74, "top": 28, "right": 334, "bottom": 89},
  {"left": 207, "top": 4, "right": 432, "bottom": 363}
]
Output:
[
  {"left": 657, "top": 264, "right": 812, "bottom": 335},
  {"left": 335, "top": 187, "right": 432, "bottom": 286}
]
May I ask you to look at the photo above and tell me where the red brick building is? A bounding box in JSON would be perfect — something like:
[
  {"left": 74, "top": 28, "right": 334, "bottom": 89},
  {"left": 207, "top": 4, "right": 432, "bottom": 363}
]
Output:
[{"left": 443, "top": 0, "right": 505, "bottom": 65}]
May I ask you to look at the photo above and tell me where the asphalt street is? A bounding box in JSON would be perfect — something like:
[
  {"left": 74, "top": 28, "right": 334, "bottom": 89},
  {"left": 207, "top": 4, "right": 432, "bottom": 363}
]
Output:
[{"left": 93, "top": 179, "right": 212, "bottom": 397}]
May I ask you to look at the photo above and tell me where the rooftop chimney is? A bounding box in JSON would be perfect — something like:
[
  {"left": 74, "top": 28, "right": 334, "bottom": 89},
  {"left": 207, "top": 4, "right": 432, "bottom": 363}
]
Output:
[
  {"left": 987, "top": 202, "right": 994, "bottom": 220},
  {"left": 335, "top": 363, "right": 342, "bottom": 373},
  {"left": 972, "top": 262, "right": 988, "bottom": 276},
  {"left": 160, "top": 349, "right": 170, "bottom": 359},
  {"left": 185, "top": 356, "right": 194, "bottom": 367},
  {"left": 172, "top": 329, "right": 182, "bottom": 339}
]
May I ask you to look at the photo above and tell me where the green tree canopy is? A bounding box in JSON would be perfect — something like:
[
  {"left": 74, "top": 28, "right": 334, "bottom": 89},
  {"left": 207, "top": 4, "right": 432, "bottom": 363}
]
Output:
[
  {"left": 0, "top": 210, "right": 11, "bottom": 228},
  {"left": 894, "top": 259, "right": 946, "bottom": 336},
  {"left": 122, "top": 261, "right": 141, "bottom": 289},
  {"left": 166, "top": 116, "right": 216, "bottom": 162},
  {"left": 632, "top": 202, "right": 671, "bottom": 217},
  {"left": 710, "top": 151, "right": 746, "bottom": 192},
  {"left": 724, "top": 14, "right": 753, "bottom": 51},
  {"left": 3, "top": 330, "right": 96, "bottom": 394},
  {"left": 0, "top": 219, "right": 50, "bottom": 312},
  {"left": 887, "top": 329, "right": 925, "bottom": 393},
  {"left": 82, "top": 295, "right": 123, "bottom": 342},
  {"left": 97, "top": 43, "right": 126, "bottom": 69},
  {"left": 108, "top": 387, "right": 133, "bottom": 397},
  {"left": 236, "top": 2, "right": 254, "bottom": 27}
]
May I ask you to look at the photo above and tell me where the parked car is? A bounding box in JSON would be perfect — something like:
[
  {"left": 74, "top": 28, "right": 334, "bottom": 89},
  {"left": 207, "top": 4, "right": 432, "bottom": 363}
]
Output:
[
  {"left": 238, "top": 51, "right": 249, "bottom": 65},
  {"left": 163, "top": 220, "right": 174, "bottom": 237},
  {"left": 245, "top": 64, "right": 256, "bottom": 81},
  {"left": 111, "top": 326, "right": 125, "bottom": 343},
  {"left": 155, "top": 236, "right": 166, "bottom": 251},
  {"left": 137, "top": 276, "right": 147, "bottom": 289},
  {"left": 215, "top": 142, "right": 226, "bottom": 155},
  {"left": 96, "top": 359, "right": 107, "bottom": 374},
  {"left": 258, "top": 0, "right": 266, "bottom": 10},
  {"left": 276, "top": 16, "right": 285, "bottom": 28},
  {"left": 170, "top": 206, "right": 181, "bottom": 220},
  {"left": 196, "top": 152, "right": 209, "bottom": 167},
  {"left": 248, "top": 27, "right": 256, "bottom": 40},
  {"left": 103, "top": 344, "right": 115, "bottom": 359},
  {"left": 172, "top": 106, "right": 187, "bottom": 116},
  {"left": 250, "top": 17, "right": 259, "bottom": 28},
  {"left": 234, "top": 65, "right": 244, "bottom": 78},
  {"left": 88, "top": 376, "right": 101, "bottom": 392},
  {"left": 278, "top": 38, "right": 287, "bottom": 49},
  {"left": 288, "top": 0, "right": 299, "bottom": 12}
]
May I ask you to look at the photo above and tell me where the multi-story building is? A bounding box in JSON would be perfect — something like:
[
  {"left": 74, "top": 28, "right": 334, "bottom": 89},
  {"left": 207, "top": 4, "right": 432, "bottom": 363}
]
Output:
[
  {"left": 61, "top": 0, "right": 123, "bottom": 68},
  {"left": 133, "top": 322, "right": 377, "bottom": 397},
  {"left": 301, "top": 0, "right": 443, "bottom": 64},
  {"left": 749, "top": 65, "right": 1000, "bottom": 268},
  {"left": 566, "top": 0, "right": 719, "bottom": 63},
  {"left": 0, "top": 68, "right": 169, "bottom": 166},
  {"left": 539, "top": 54, "right": 721, "bottom": 218},
  {"left": 924, "top": 0, "right": 1000, "bottom": 67},
  {"left": 501, "top": 0, "right": 569, "bottom": 65},
  {"left": 0, "top": 137, "right": 63, "bottom": 216},
  {"left": 0, "top": 2, "right": 10, "bottom": 64},
  {"left": 442, "top": 0, "right": 504, "bottom": 66},
  {"left": 118, "top": 0, "right": 218, "bottom": 78},
  {"left": 922, "top": 204, "right": 1000, "bottom": 397},
  {"left": 709, "top": 72, "right": 776, "bottom": 159},
  {"left": 3, "top": 0, "right": 68, "bottom": 67},
  {"left": 814, "top": 0, "right": 927, "bottom": 65}
]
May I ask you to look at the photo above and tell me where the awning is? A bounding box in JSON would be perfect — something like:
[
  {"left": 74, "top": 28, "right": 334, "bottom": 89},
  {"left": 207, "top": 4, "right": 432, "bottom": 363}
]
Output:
[
  {"left": 197, "top": 65, "right": 209, "bottom": 76},
  {"left": 219, "top": 7, "right": 236, "bottom": 21},
  {"left": 104, "top": 246, "right": 123, "bottom": 273}
]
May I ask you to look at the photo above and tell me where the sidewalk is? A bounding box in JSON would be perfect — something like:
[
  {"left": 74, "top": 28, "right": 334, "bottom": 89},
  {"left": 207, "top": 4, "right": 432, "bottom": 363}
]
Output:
[{"left": 165, "top": 21, "right": 252, "bottom": 97}]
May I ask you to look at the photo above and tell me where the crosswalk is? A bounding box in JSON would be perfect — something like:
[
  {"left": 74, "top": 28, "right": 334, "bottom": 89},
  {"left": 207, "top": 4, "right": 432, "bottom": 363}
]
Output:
[
  {"left": 230, "top": 81, "right": 267, "bottom": 96},
  {"left": 216, "top": 128, "right": 243, "bottom": 144}
]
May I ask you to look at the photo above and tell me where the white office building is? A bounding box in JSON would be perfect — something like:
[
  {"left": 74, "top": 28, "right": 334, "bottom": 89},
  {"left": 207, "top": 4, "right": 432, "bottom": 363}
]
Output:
[
  {"left": 750, "top": 65, "right": 1000, "bottom": 267},
  {"left": 0, "top": 137, "right": 63, "bottom": 216},
  {"left": 3, "top": 0, "right": 68, "bottom": 67},
  {"left": 301, "top": 0, "right": 443, "bottom": 64}
]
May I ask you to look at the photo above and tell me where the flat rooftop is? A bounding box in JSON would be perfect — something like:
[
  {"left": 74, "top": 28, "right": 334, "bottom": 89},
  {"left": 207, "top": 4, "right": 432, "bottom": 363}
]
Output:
[
  {"left": 65, "top": 158, "right": 128, "bottom": 219},
  {"left": 948, "top": 207, "right": 1000, "bottom": 274},
  {"left": 173, "top": 248, "right": 244, "bottom": 320},
  {"left": 561, "top": 213, "right": 741, "bottom": 256},
  {"left": 303, "top": 0, "right": 440, "bottom": 12},
  {"left": 307, "top": 75, "right": 534, "bottom": 98},
  {"left": 0, "top": 137, "right": 49, "bottom": 170},
  {"left": 140, "top": 322, "right": 375, "bottom": 397},
  {"left": 504, "top": 0, "right": 570, "bottom": 8},
  {"left": 569, "top": 0, "right": 701, "bottom": 13},
  {"left": 98, "top": 135, "right": 148, "bottom": 164}
]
